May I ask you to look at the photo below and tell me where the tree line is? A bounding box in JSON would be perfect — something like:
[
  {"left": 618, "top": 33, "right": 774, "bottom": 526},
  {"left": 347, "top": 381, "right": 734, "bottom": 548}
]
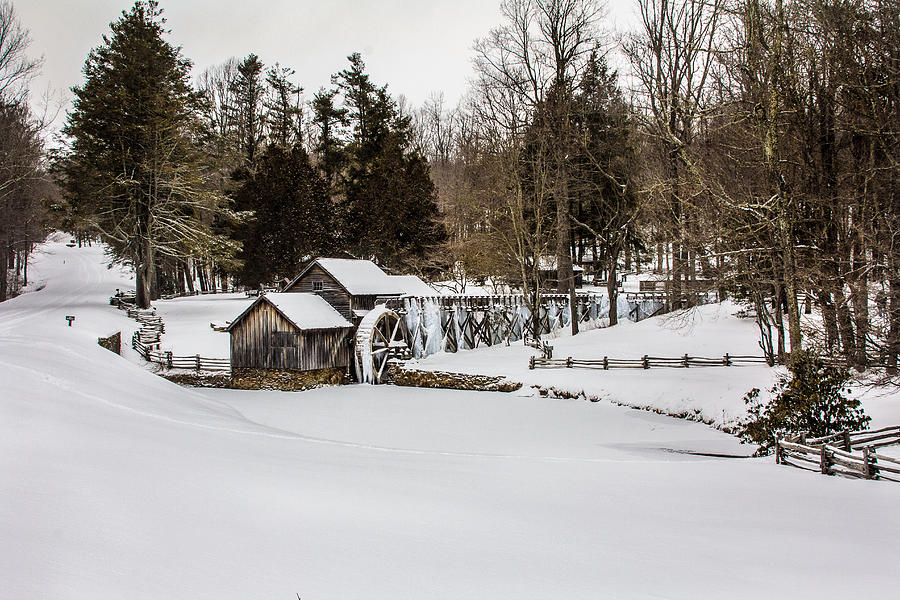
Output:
[
  {"left": 0, "top": 1, "right": 52, "bottom": 301},
  {"left": 58, "top": 0, "right": 444, "bottom": 308},
  {"left": 5, "top": 0, "right": 900, "bottom": 378},
  {"left": 413, "top": 0, "right": 900, "bottom": 373}
]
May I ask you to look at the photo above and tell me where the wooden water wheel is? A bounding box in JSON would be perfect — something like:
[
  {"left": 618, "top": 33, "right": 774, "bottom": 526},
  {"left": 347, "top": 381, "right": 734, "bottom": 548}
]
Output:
[{"left": 354, "top": 306, "right": 409, "bottom": 384}]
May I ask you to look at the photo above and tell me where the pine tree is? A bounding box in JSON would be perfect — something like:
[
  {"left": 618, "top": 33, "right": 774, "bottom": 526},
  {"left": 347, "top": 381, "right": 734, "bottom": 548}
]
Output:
[
  {"left": 570, "top": 50, "right": 639, "bottom": 325},
  {"left": 232, "top": 145, "right": 335, "bottom": 286},
  {"left": 331, "top": 53, "right": 445, "bottom": 270},
  {"left": 311, "top": 88, "right": 348, "bottom": 190},
  {"left": 265, "top": 64, "right": 302, "bottom": 149},
  {"left": 230, "top": 53, "right": 267, "bottom": 168},
  {"left": 62, "top": 0, "right": 236, "bottom": 307}
]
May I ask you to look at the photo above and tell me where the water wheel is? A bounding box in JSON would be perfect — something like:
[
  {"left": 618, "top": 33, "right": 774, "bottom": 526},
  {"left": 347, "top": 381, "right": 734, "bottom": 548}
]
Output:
[{"left": 354, "top": 306, "right": 409, "bottom": 384}]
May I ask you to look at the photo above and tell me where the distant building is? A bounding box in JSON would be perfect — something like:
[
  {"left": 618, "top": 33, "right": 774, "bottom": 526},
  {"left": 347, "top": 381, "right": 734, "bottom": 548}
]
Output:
[{"left": 538, "top": 256, "right": 584, "bottom": 289}]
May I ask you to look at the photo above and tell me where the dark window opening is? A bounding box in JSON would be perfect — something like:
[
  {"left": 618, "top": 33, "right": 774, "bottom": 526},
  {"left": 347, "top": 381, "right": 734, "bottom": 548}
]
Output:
[
  {"left": 313, "top": 281, "right": 324, "bottom": 291},
  {"left": 272, "top": 331, "right": 296, "bottom": 347}
]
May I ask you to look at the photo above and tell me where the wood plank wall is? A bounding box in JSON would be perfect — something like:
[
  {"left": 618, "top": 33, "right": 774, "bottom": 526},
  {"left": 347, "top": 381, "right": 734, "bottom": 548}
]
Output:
[
  {"left": 230, "top": 301, "right": 353, "bottom": 371},
  {"left": 284, "top": 264, "right": 353, "bottom": 319}
]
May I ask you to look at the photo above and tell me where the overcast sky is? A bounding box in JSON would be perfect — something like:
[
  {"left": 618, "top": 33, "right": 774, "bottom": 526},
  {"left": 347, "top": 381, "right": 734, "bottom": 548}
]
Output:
[{"left": 19, "top": 0, "right": 637, "bottom": 132}]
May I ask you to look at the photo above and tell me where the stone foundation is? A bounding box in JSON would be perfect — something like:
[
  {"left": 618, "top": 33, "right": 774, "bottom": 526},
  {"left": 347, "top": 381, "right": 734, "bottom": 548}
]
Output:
[
  {"left": 389, "top": 365, "right": 521, "bottom": 392},
  {"left": 161, "top": 368, "right": 347, "bottom": 391},
  {"left": 98, "top": 331, "right": 121, "bottom": 355}
]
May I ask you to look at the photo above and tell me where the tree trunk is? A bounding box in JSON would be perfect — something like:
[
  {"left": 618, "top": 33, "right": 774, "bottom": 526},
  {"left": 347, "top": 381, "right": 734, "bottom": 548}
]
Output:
[
  {"left": 817, "top": 290, "right": 839, "bottom": 354},
  {"left": 656, "top": 241, "right": 663, "bottom": 274},
  {"left": 184, "top": 259, "right": 195, "bottom": 294},
  {"left": 607, "top": 255, "right": 619, "bottom": 327},
  {"left": 887, "top": 270, "right": 900, "bottom": 374},
  {"left": 0, "top": 245, "right": 8, "bottom": 302},
  {"left": 851, "top": 250, "right": 869, "bottom": 370},
  {"left": 135, "top": 238, "right": 154, "bottom": 309},
  {"left": 833, "top": 281, "right": 856, "bottom": 360},
  {"left": 774, "top": 282, "right": 786, "bottom": 360}
]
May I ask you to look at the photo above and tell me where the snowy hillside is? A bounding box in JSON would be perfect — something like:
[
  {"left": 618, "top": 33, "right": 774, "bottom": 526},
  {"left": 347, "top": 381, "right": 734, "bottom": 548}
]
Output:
[
  {"left": 2, "top": 238, "right": 900, "bottom": 599},
  {"left": 408, "top": 302, "right": 781, "bottom": 428}
]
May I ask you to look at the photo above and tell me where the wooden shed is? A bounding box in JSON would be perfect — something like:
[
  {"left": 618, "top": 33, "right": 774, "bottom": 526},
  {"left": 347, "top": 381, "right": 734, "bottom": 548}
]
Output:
[
  {"left": 283, "top": 258, "right": 431, "bottom": 322},
  {"left": 227, "top": 293, "right": 354, "bottom": 371}
]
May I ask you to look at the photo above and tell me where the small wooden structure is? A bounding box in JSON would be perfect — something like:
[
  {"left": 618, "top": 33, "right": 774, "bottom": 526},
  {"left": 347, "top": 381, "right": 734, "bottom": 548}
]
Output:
[
  {"left": 538, "top": 256, "right": 584, "bottom": 289},
  {"left": 227, "top": 293, "right": 354, "bottom": 372},
  {"left": 283, "top": 257, "right": 431, "bottom": 322}
]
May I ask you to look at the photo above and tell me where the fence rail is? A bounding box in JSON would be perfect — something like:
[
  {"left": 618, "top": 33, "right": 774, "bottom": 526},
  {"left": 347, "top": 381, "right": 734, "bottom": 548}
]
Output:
[
  {"left": 775, "top": 427, "right": 900, "bottom": 482},
  {"left": 132, "top": 334, "right": 231, "bottom": 372},
  {"left": 113, "top": 291, "right": 230, "bottom": 373},
  {"left": 529, "top": 353, "right": 769, "bottom": 370}
]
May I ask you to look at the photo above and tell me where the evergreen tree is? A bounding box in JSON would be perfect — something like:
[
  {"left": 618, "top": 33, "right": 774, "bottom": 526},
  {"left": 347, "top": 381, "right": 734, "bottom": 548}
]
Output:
[
  {"left": 331, "top": 53, "right": 445, "bottom": 270},
  {"left": 311, "top": 88, "right": 347, "bottom": 190},
  {"left": 62, "top": 0, "right": 235, "bottom": 307},
  {"left": 570, "top": 50, "right": 640, "bottom": 324},
  {"left": 265, "top": 64, "right": 302, "bottom": 149},
  {"left": 230, "top": 53, "right": 267, "bottom": 168},
  {"left": 232, "top": 145, "right": 335, "bottom": 286}
]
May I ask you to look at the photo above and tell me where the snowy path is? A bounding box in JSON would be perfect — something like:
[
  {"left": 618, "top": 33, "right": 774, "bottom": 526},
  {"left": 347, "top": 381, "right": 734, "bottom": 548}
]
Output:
[{"left": 2, "top": 239, "right": 900, "bottom": 600}]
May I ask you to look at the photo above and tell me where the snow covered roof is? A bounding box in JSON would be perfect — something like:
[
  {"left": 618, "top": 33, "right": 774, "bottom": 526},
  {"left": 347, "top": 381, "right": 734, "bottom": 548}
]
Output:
[
  {"left": 538, "top": 256, "right": 585, "bottom": 272},
  {"left": 313, "top": 258, "right": 402, "bottom": 295},
  {"left": 284, "top": 258, "right": 438, "bottom": 297},
  {"left": 227, "top": 293, "right": 352, "bottom": 332},
  {"left": 387, "top": 275, "right": 438, "bottom": 296}
]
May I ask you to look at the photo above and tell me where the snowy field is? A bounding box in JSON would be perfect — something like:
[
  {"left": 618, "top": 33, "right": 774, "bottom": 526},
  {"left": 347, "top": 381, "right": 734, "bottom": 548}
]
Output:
[
  {"left": 408, "top": 303, "right": 783, "bottom": 428},
  {"left": 2, "top": 238, "right": 900, "bottom": 599},
  {"left": 153, "top": 292, "right": 252, "bottom": 358}
]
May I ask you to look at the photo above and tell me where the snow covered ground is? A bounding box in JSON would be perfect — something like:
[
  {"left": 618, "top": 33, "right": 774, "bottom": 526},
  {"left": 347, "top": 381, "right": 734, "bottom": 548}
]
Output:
[
  {"left": 3, "top": 238, "right": 900, "bottom": 599},
  {"left": 151, "top": 292, "right": 252, "bottom": 358},
  {"left": 405, "top": 303, "right": 782, "bottom": 428},
  {"left": 407, "top": 302, "right": 900, "bottom": 430}
]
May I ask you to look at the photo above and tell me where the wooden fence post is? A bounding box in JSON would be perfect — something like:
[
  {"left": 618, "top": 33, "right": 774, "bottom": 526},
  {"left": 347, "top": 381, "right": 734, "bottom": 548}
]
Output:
[
  {"left": 529, "top": 356, "right": 535, "bottom": 370},
  {"left": 166, "top": 351, "right": 173, "bottom": 369},
  {"left": 642, "top": 355, "right": 649, "bottom": 369},
  {"left": 196, "top": 354, "right": 201, "bottom": 371},
  {"left": 566, "top": 357, "right": 572, "bottom": 368},
  {"left": 819, "top": 445, "right": 831, "bottom": 475},
  {"left": 603, "top": 356, "right": 608, "bottom": 370},
  {"left": 863, "top": 446, "right": 879, "bottom": 480},
  {"left": 774, "top": 438, "right": 782, "bottom": 464},
  {"left": 842, "top": 430, "right": 852, "bottom": 452},
  {"left": 724, "top": 353, "right": 731, "bottom": 366},
  {"left": 683, "top": 353, "right": 689, "bottom": 368}
]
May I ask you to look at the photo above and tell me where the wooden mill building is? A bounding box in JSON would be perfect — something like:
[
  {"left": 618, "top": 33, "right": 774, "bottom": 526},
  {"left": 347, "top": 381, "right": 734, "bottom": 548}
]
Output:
[{"left": 227, "top": 292, "right": 354, "bottom": 372}]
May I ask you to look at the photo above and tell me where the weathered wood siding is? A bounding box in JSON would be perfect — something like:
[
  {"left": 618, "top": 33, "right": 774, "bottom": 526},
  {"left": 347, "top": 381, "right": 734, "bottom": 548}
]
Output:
[
  {"left": 351, "top": 295, "right": 378, "bottom": 316},
  {"left": 284, "top": 264, "right": 352, "bottom": 319},
  {"left": 230, "top": 301, "right": 353, "bottom": 371}
]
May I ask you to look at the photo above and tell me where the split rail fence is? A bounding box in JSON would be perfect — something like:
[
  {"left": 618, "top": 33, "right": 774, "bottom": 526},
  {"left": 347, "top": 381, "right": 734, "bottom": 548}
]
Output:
[
  {"left": 775, "top": 426, "right": 900, "bottom": 482},
  {"left": 131, "top": 335, "right": 231, "bottom": 372},
  {"left": 529, "top": 354, "right": 769, "bottom": 370},
  {"left": 112, "top": 294, "right": 231, "bottom": 373}
]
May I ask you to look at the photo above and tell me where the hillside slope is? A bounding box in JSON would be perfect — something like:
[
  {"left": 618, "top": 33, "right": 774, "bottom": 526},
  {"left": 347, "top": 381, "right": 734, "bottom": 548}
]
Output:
[{"left": 2, "top": 238, "right": 899, "bottom": 600}]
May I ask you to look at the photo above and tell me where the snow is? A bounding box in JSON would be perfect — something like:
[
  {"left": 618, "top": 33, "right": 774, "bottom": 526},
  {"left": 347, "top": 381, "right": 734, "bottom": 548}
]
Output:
[
  {"left": 315, "top": 257, "right": 406, "bottom": 295},
  {"left": 387, "top": 274, "right": 439, "bottom": 295},
  {"left": 406, "top": 302, "right": 785, "bottom": 428},
  {"left": 3, "top": 237, "right": 900, "bottom": 599},
  {"left": 247, "top": 292, "right": 352, "bottom": 330},
  {"left": 153, "top": 292, "right": 253, "bottom": 358}
]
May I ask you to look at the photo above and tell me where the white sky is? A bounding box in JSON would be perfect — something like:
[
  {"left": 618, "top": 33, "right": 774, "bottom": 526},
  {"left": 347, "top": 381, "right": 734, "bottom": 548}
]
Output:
[{"left": 19, "top": 0, "right": 638, "bottom": 133}]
